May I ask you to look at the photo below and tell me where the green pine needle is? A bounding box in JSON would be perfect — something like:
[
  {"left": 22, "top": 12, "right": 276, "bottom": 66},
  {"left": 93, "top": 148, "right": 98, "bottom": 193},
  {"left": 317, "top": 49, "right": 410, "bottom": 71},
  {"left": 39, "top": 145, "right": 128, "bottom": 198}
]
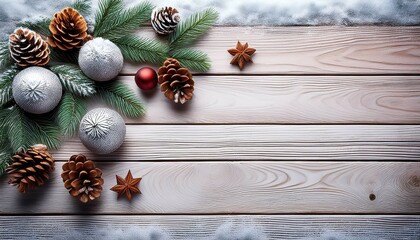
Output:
[
  {"left": 171, "top": 48, "right": 211, "bottom": 72},
  {"left": 50, "top": 64, "right": 97, "bottom": 97},
  {"left": 113, "top": 35, "right": 169, "bottom": 65},
  {"left": 0, "top": 68, "right": 19, "bottom": 108},
  {"left": 72, "top": 0, "right": 92, "bottom": 15},
  {"left": 96, "top": 81, "right": 145, "bottom": 118},
  {"left": 0, "top": 42, "right": 13, "bottom": 69},
  {"left": 49, "top": 48, "right": 79, "bottom": 64},
  {"left": 94, "top": 1, "right": 154, "bottom": 40},
  {"left": 18, "top": 18, "right": 51, "bottom": 36},
  {"left": 1, "top": 106, "right": 61, "bottom": 152},
  {"left": 169, "top": 8, "right": 218, "bottom": 50},
  {"left": 93, "top": 0, "right": 124, "bottom": 37},
  {"left": 55, "top": 92, "right": 87, "bottom": 137}
]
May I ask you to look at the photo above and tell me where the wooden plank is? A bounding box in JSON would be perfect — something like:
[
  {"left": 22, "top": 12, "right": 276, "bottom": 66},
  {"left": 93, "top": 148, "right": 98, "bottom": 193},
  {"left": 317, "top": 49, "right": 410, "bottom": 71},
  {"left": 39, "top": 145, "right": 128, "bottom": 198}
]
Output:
[
  {"left": 114, "top": 75, "right": 420, "bottom": 123},
  {"left": 53, "top": 125, "right": 420, "bottom": 161},
  {"left": 0, "top": 215, "right": 419, "bottom": 239},
  {"left": 122, "top": 26, "right": 420, "bottom": 75},
  {"left": 0, "top": 162, "right": 418, "bottom": 214}
]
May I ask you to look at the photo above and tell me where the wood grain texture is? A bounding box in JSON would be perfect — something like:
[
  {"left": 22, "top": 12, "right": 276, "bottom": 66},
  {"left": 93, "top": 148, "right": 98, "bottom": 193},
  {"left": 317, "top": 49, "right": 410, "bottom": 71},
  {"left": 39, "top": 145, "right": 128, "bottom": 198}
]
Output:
[
  {"left": 113, "top": 75, "right": 420, "bottom": 123},
  {"left": 0, "top": 215, "right": 419, "bottom": 239},
  {"left": 0, "top": 162, "right": 418, "bottom": 214},
  {"left": 122, "top": 26, "right": 420, "bottom": 75},
  {"left": 53, "top": 125, "right": 420, "bottom": 161}
]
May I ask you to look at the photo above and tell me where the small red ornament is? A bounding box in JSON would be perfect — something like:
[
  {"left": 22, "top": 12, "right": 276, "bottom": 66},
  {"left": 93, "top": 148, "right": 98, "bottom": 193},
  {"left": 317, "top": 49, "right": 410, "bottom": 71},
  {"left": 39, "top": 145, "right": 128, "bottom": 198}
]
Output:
[{"left": 135, "top": 67, "right": 158, "bottom": 90}]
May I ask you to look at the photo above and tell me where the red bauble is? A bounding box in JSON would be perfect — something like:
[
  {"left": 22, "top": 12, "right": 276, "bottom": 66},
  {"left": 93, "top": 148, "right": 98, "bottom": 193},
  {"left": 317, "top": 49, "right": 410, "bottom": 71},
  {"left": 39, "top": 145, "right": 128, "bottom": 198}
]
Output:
[{"left": 135, "top": 67, "right": 158, "bottom": 90}]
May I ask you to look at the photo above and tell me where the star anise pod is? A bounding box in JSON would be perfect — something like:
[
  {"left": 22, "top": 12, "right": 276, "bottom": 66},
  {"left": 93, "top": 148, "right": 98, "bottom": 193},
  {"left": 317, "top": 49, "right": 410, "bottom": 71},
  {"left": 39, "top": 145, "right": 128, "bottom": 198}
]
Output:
[
  {"left": 110, "top": 170, "right": 141, "bottom": 201},
  {"left": 228, "top": 41, "right": 256, "bottom": 70}
]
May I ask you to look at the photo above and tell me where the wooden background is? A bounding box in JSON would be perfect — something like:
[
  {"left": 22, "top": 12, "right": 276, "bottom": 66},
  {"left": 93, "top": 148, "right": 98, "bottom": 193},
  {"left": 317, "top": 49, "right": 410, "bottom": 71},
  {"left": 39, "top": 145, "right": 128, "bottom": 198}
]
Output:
[{"left": 1, "top": 26, "right": 420, "bottom": 239}]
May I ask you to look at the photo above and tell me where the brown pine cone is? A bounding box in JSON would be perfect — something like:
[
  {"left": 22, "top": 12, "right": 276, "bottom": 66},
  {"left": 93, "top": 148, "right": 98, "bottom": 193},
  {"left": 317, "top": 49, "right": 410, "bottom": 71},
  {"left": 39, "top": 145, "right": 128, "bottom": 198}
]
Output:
[
  {"left": 6, "top": 144, "right": 55, "bottom": 193},
  {"left": 61, "top": 154, "right": 104, "bottom": 203},
  {"left": 47, "top": 7, "right": 92, "bottom": 51},
  {"left": 9, "top": 28, "right": 50, "bottom": 67},
  {"left": 158, "top": 58, "right": 194, "bottom": 104}
]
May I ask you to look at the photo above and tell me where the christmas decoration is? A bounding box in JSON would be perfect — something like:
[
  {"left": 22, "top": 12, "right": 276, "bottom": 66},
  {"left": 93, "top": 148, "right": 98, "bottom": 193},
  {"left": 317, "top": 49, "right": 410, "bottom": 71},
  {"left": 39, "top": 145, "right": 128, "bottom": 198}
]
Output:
[
  {"left": 158, "top": 58, "right": 194, "bottom": 104},
  {"left": 47, "top": 7, "right": 92, "bottom": 51},
  {"left": 6, "top": 144, "right": 54, "bottom": 193},
  {"left": 110, "top": 170, "right": 142, "bottom": 201},
  {"left": 9, "top": 28, "right": 50, "bottom": 68},
  {"left": 228, "top": 41, "right": 256, "bottom": 70},
  {"left": 79, "top": 108, "right": 126, "bottom": 154},
  {"left": 78, "top": 38, "right": 124, "bottom": 82},
  {"left": 135, "top": 67, "right": 158, "bottom": 90},
  {"left": 61, "top": 154, "right": 104, "bottom": 203},
  {"left": 12, "top": 66, "right": 62, "bottom": 114},
  {"left": 151, "top": 7, "right": 180, "bottom": 35}
]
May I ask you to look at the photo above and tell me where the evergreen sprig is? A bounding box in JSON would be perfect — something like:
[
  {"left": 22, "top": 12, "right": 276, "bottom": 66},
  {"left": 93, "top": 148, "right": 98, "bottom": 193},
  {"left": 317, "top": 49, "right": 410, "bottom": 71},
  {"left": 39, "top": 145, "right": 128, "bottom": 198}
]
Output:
[
  {"left": 72, "top": 0, "right": 92, "bottom": 15},
  {"left": 94, "top": 0, "right": 153, "bottom": 40},
  {"left": 0, "top": 68, "right": 19, "bottom": 108},
  {"left": 18, "top": 18, "right": 51, "bottom": 36},
  {"left": 171, "top": 48, "right": 211, "bottom": 72},
  {"left": 113, "top": 35, "right": 169, "bottom": 65},
  {"left": 50, "top": 64, "right": 96, "bottom": 97},
  {"left": 55, "top": 92, "right": 87, "bottom": 137},
  {"left": 169, "top": 8, "right": 218, "bottom": 50},
  {"left": 96, "top": 81, "right": 145, "bottom": 118},
  {"left": 1, "top": 106, "right": 61, "bottom": 152},
  {"left": 0, "top": 42, "right": 13, "bottom": 69}
]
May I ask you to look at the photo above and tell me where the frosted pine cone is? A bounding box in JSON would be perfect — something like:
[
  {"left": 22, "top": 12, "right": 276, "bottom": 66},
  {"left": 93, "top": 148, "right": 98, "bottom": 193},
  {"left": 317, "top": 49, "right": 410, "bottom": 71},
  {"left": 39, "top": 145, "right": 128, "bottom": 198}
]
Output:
[
  {"left": 9, "top": 28, "right": 50, "bottom": 67},
  {"left": 151, "top": 7, "right": 180, "bottom": 35}
]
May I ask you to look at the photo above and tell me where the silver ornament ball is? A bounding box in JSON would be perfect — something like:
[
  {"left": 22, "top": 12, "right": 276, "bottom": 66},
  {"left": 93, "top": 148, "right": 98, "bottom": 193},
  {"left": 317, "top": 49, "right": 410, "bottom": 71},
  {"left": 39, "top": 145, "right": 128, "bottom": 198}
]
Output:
[
  {"left": 79, "top": 108, "right": 126, "bottom": 154},
  {"left": 78, "top": 38, "right": 124, "bottom": 82},
  {"left": 12, "top": 66, "right": 62, "bottom": 114}
]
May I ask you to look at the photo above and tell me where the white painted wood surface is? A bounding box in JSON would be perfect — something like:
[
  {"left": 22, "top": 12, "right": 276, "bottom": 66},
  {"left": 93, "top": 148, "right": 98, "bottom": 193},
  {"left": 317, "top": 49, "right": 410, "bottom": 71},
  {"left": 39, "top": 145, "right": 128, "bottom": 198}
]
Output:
[
  {"left": 0, "top": 162, "right": 418, "bottom": 214},
  {"left": 113, "top": 76, "right": 420, "bottom": 123},
  {"left": 123, "top": 26, "right": 420, "bottom": 74},
  {"left": 0, "top": 216, "right": 419, "bottom": 240},
  {"left": 1, "top": 26, "right": 420, "bottom": 239},
  {"left": 53, "top": 125, "right": 420, "bottom": 161}
]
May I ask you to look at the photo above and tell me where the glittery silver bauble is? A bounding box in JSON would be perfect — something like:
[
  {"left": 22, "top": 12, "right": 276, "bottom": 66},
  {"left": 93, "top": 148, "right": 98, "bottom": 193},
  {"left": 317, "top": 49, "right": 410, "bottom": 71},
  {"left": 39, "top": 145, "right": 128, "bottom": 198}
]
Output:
[
  {"left": 78, "top": 38, "right": 124, "bottom": 82},
  {"left": 12, "top": 66, "right": 62, "bottom": 114},
  {"left": 79, "top": 108, "right": 126, "bottom": 154}
]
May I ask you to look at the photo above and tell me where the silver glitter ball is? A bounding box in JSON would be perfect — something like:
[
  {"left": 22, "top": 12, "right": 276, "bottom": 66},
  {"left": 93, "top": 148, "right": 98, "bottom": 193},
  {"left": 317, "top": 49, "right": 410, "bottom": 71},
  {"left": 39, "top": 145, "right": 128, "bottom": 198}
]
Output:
[
  {"left": 12, "top": 66, "right": 62, "bottom": 114},
  {"left": 79, "top": 108, "right": 126, "bottom": 154},
  {"left": 78, "top": 38, "right": 124, "bottom": 82}
]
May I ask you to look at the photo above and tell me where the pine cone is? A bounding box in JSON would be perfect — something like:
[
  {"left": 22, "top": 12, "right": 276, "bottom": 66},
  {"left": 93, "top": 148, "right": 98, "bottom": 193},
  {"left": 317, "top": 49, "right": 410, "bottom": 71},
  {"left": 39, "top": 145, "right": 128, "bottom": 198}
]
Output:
[
  {"left": 158, "top": 58, "right": 194, "bottom": 104},
  {"left": 151, "top": 7, "right": 180, "bottom": 35},
  {"left": 9, "top": 28, "right": 50, "bottom": 67},
  {"left": 6, "top": 144, "right": 55, "bottom": 193},
  {"left": 47, "top": 7, "right": 92, "bottom": 51},
  {"left": 61, "top": 154, "right": 104, "bottom": 203}
]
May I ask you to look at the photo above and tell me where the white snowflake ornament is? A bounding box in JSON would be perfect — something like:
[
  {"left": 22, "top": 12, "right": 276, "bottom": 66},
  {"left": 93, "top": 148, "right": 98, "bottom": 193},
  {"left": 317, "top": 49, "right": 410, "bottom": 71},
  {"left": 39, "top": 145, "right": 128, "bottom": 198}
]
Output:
[
  {"left": 79, "top": 108, "right": 126, "bottom": 154},
  {"left": 12, "top": 66, "right": 62, "bottom": 114}
]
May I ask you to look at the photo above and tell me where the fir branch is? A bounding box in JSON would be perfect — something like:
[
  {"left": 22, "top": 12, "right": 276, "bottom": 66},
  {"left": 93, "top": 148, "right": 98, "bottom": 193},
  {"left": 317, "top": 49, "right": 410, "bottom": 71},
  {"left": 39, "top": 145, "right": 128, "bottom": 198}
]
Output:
[
  {"left": 18, "top": 18, "right": 51, "bottom": 36},
  {"left": 50, "top": 64, "right": 96, "bottom": 97},
  {"left": 171, "top": 48, "right": 211, "bottom": 72},
  {"left": 169, "top": 8, "right": 218, "bottom": 50},
  {"left": 0, "top": 42, "right": 13, "bottom": 69},
  {"left": 72, "top": 0, "right": 92, "bottom": 15},
  {"left": 94, "top": 0, "right": 124, "bottom": 37},
  {"left": 49, "top": 48, "right": 79, "bottom": 64},
  {"left": 0, "top": 150, "right": 13, "bottom": 175},
  {"left": 1, "top": 106, "right": 61, "bottom": 152},
  {"left": 55, "top": 92, "right": 87, "bottom": 137},
  {"left": 113, "top": 35, "right": 169, "bottom": 65},
  {"left": 96, "top": 81, "right": 145, "bottom": 118},
  {"left": 95, "top": 1, "right": 154, "bottom": 40},
  {"left": 0, "top": 68, "right": 19, "bottom": 107}
]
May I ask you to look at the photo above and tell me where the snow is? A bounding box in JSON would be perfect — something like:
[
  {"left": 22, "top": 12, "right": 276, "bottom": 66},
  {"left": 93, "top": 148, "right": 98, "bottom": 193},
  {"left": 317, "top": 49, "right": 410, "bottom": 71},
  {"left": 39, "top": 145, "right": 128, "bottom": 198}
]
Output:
[{"left": 0, "top": 0, "right": 419, "bottom": 40}]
